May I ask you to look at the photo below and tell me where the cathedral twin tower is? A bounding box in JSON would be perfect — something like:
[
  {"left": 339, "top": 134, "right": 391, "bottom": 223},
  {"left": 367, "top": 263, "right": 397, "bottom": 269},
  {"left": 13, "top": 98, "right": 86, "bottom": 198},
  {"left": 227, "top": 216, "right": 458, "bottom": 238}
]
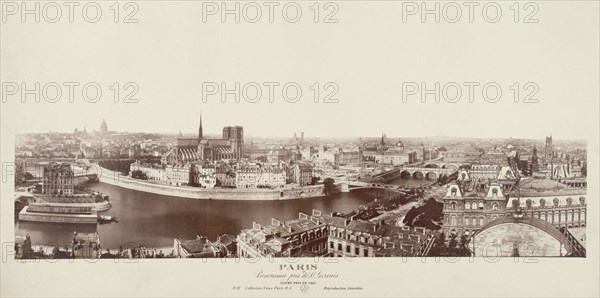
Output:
[{"left": 171, "top": 113, "right": 244, "bottom": 162}]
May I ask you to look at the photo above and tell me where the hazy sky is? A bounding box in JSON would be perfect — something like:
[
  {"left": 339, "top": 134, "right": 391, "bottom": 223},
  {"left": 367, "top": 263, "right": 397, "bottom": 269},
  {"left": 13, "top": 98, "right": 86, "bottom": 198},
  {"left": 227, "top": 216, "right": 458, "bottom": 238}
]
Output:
[{"left": 1, "top": 2, "right": 598, "bottom": 140}]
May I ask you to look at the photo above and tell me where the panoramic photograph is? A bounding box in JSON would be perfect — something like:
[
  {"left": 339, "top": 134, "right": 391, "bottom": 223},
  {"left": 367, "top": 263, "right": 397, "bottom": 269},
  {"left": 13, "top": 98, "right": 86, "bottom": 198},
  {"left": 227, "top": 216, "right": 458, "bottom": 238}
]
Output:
[
  {"left": 3, "top": 1, "right": 598, "bottom": 297},
  {"left": 13, "top": 116, "right": 587, "bottom": 259}
]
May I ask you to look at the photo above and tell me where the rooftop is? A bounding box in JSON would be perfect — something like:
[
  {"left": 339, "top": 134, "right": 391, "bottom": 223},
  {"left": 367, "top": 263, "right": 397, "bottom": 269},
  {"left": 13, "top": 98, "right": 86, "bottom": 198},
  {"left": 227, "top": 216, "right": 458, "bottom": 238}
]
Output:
[
  {"left": 511, "top": 177, "right": 585, "bottom": 197},
  {"left": 180, "top": 236, "right": 213, "bottom": 254}
]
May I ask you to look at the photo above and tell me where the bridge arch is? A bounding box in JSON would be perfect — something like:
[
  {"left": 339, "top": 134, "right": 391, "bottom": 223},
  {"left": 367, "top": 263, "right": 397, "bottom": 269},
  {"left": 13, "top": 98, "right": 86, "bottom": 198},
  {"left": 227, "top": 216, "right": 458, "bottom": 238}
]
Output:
[
  {"left": 400, "top": 170, "right": 412, "bottom": 178},
  {"left": 347, "top": 186, "right": 406, "bottom": 194},
  {"left": 441, "top": 163, "right": 458, "bottom": 170},
  {"left": 412, "top": 171, "right": 424, "bottom": 179},
  {"left": 471, "top": 215, "right": 579, "bottom": 257},
  {"left": 425, "top": 171, "right": 438, "bottom": 180},
  {"left": 423, "top": 163, "right": 440, "bottom": 168}
]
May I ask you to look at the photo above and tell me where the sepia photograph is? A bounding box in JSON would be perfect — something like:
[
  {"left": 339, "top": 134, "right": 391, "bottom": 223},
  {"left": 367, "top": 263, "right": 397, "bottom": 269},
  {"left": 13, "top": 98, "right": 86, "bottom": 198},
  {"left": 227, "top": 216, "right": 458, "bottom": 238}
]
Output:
[
  {"left": 1, "top": 1, "right": 599, "bottom": 297},
  {"left": 12, "top": 119, "right": 588, "bottom": 259}
]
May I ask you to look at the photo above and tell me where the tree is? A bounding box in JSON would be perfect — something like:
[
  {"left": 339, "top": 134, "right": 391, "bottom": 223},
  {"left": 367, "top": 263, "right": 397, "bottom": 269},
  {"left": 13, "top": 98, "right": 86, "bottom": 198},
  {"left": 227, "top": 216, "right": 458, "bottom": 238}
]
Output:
[
  {"left": 458, "top": 234, "right": 469, "bottom": 255},
  {"left": 311, "top": 176, "right": 321, "bottom": 185},
  {"left": 448, "top": 234, "right": 458, "bottom": 251},
  {"left": 429, "top": 232, "right": 447, "bottom": 256},
  {"left": 131, "top": 170, "right": 148, "bottom": 180},
  {"left": 402, "top": 198, "right": 443, "bottom": 230},
  {"left": 323, "top": 178, "right": 335, "bottom": 195}
]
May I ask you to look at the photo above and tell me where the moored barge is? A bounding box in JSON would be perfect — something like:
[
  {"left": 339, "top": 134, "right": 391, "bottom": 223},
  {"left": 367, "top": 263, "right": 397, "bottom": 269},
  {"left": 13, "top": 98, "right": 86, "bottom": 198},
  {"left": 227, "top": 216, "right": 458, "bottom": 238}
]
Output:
[{"left": 18, "top": 205, "right": 98, "bottom": 224}]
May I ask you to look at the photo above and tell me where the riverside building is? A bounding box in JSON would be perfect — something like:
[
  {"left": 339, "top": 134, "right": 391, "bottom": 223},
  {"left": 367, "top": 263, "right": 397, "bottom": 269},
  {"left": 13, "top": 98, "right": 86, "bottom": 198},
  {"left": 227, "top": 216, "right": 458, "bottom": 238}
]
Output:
[
  {"left": 237, "top": 210, "right": 434, "bottom": 258},
  {"left": 42, "top": 163, "right": 74, "bottom": 196}
]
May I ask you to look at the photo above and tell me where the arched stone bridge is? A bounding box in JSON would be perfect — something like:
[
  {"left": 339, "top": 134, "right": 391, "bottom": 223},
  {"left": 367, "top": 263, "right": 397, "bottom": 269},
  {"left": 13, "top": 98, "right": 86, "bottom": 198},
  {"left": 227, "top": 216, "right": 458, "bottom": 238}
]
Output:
[
  {"left": 399, "top": 166, "right": 458, "bottom": 180},
  {"left": 345, "top": 181, "right": 408, "bottom": 194}
]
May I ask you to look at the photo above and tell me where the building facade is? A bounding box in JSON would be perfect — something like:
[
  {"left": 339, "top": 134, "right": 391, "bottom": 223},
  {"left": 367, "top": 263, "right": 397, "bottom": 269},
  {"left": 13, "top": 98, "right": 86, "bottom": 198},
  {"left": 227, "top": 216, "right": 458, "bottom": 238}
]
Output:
[
  {"left": 442, "top": 177, "right": 587, "bottom": 236},
  {"left": 506, "top": 177, "right": 586, "bottom": 228},
  {"left": 442, "top": 181, "right": 508, "bottom": 236},
  {"left": 235, "top": 166, "right": 286, "bottom": 189},
  {"left": 338, "top": 149, "right": 362, "bottom": 165},
  {"left": 286, "top": 163, "right": 313, "bottom": 186},
  {"left": 237, "top": 210, "right": 434, "bottom": 258},
  {"left": 42, "top": 163, "right": 74, "bottom": 196},
  {"left": 363, "top": 151, "right": 417, "bottom": 166}
]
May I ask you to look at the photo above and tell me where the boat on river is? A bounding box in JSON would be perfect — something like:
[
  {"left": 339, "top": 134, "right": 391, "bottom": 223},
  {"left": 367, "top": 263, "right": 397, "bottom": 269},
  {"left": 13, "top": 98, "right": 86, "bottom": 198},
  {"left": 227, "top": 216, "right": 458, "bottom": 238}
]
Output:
[
  {"left": 98, "top": 215, "right": 118, "bottom": 224},
  {"left": 19, "top": 204, "right": 98, "bottom": 224}
]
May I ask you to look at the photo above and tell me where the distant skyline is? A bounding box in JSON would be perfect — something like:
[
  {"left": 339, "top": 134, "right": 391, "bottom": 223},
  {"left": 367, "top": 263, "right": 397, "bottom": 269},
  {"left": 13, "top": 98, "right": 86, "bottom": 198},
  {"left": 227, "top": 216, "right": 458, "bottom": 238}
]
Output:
[{"left": 14, "top": 116, "right": 586, "bottom": 143}]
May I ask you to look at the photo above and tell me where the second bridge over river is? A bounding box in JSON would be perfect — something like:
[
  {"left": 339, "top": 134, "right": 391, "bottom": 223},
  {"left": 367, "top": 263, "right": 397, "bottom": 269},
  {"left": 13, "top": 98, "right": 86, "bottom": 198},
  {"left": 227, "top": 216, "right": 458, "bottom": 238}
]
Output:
[{"left": 367, "top": 163, "right": 460, "bottom": 183}]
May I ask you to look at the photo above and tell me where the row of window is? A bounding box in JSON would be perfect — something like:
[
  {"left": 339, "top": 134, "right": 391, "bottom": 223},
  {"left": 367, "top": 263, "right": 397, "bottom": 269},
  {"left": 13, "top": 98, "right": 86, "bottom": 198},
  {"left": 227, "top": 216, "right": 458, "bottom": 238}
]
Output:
[
  {"left": 447, "top": 215, "right": 489, "bottom": 226},
  {"left": 448, "top": 202, "right": 499, "bottom": 211},
  {"left": 329, "top": 241, "right": 369, "bottom": 257},
  {"left": 446, "top": 210, "right": 587, "bottom": 226},
  {"left": 43, "top": 180, "right": 73, "bottom": 184},
  {"left": 534, "top": 210, "right": 586, "bottom": 223},
  {"left": 515, "top": 197, "right": 586, "bottom": 208},
  {"left": 329, "top": 230, "right": 377, "bottom": 245}
]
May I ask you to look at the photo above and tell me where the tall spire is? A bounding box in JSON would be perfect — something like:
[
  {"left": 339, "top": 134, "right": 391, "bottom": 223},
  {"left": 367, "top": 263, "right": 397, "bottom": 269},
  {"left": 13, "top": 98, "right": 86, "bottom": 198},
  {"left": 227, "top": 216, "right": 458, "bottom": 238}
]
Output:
[{"left": 198, "top": 112, "right": 203, "bottom": 140}]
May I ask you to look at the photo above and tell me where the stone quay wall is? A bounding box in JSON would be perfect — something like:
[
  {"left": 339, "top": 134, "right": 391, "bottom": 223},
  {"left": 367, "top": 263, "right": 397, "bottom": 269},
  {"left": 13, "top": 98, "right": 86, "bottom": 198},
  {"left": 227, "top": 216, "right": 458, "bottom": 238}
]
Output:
[{"left": 94, "top": 166, "right": 340, "bottom": 201}]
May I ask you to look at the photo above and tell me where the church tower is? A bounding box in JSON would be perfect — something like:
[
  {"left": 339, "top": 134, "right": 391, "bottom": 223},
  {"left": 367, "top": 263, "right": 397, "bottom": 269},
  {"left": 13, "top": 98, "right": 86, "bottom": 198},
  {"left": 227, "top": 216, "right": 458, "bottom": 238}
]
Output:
[
  {"left": 198, "top": 113, "right": 203, "bottom": 140},
  {"left": 544, "top": 134, "right": 554, "bottom": 161},
  {"left": 100, "top": 119, "right": 108, "bottom": 133}
]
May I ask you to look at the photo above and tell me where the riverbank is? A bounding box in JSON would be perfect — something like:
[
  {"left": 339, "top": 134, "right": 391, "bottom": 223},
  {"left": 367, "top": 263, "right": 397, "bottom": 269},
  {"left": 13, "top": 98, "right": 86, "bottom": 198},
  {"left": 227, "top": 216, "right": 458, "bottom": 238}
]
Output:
[{"left": 93, "top": 165, "right": 341, "bottom": 201}]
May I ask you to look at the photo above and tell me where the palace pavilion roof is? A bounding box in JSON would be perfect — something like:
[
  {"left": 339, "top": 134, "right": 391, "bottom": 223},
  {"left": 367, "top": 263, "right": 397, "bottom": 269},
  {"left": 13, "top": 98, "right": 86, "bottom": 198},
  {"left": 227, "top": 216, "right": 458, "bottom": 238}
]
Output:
[{"left": 511, "top": 177, "right": 586, "bottom": 197}]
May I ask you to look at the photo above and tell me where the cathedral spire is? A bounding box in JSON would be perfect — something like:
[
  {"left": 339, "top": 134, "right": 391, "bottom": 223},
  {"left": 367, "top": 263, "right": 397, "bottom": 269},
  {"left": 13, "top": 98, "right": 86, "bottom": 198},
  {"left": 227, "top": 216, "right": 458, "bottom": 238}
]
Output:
[{"left": 198, "top": 112, "right": 203, "bottom": 140}]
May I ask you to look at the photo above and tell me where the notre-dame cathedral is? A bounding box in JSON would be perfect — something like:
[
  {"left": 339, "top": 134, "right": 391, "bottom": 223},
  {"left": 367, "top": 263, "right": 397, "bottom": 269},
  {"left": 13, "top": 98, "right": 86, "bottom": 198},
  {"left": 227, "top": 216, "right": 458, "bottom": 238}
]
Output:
[{"left": 162, "top": 114, "right": 244, "bottom": 164}]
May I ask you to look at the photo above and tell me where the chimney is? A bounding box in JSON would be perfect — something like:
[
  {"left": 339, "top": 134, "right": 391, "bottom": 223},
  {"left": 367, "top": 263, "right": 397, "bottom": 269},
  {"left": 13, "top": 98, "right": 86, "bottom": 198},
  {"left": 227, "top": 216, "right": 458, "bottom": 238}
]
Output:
[
  {"left": 401, "top": 243, "right": 414, "bottom": 252},
  {"left": 252, "top": 222, "right": 261, "bottom": 230},
  {"left": 312, "top": 209, "right": 322, "bottom": 216},
  {"left": 310, "top": 217, "right": 320, "bottom": 225},
  {"left": 408, "top": 234, "right": 420, "bottom": 242},
  {"left": 271, "top": 218, "right": 281, "bottom": 226},
  {"left": 299, "top": 212, "right": 308, "bottom": 220}
]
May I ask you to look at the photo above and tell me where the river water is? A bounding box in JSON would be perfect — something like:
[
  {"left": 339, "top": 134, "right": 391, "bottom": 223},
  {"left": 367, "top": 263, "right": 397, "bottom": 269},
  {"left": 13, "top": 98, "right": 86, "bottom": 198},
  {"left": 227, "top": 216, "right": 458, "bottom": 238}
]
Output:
[{"left": 15, "top": 176, "right": 432, "bottom": 249}]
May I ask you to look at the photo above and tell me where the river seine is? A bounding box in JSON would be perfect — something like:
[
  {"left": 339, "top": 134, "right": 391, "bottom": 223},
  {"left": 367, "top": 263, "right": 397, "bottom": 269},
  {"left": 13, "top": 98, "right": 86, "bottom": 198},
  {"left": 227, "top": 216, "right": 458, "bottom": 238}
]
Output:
[{"left": 15, "top": 177, "right": 430, "bottom": 249}]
